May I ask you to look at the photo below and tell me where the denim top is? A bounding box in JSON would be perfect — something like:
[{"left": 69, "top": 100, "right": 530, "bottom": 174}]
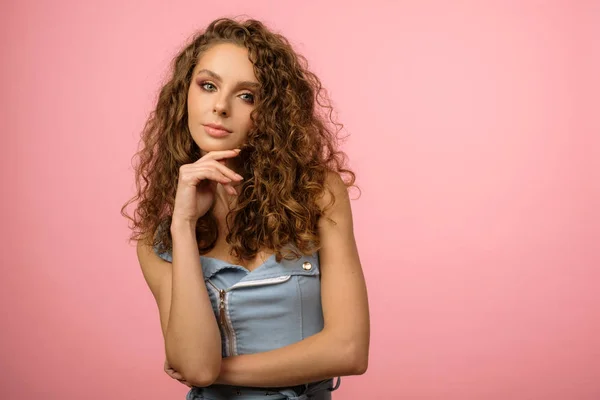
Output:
[{"left": 154, "top": 245, "right": 341, "bottom": 400}]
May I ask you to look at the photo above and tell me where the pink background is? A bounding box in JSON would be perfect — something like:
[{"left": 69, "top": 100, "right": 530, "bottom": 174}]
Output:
[{"left": 1, "top": 1, "right": 598, "bottom": 399}]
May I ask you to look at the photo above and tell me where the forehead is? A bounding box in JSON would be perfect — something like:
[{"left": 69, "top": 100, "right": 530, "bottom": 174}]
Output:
[{"left": 195, "top": 43, "right": 257, "bottom": 81}]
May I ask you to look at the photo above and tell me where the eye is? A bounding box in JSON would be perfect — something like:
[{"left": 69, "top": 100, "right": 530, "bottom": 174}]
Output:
[
  {"left": 240, "top": 93, "right": 255, "bottom": 104},
  {"left": 200, "top": 81, "right": 216, "bottom": 91}
]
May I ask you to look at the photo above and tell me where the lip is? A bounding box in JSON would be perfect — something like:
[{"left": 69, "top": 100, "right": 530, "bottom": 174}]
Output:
[{"left": 203, "top": 123, "right": 232, "bottom": 138}]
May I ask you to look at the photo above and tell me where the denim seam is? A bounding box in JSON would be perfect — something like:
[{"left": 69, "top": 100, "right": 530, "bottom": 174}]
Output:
[
  {"left": 226, "top": 291, "right": 238, "bottom": 356},
  {"left": 246, "top": 269, "right": 320, "bottom": 281},
  {"left": 295, "top": 275, "right": 304, "bottom": 340}
]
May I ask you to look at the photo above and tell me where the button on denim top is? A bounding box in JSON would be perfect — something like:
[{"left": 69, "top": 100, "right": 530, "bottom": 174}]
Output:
[{"left": 154, "top": 246, "right": 341, "bottom": 400}]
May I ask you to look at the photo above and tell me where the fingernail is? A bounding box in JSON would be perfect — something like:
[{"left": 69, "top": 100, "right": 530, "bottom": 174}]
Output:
[
  {"left": 235, "top": 173, "right": 243, "bottom": 179},
  {"left": 234, "top": 149, "right": 241, "bottom": 152}
]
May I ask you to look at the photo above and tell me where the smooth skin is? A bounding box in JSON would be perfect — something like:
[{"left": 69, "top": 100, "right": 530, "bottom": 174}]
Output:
[{"left": 138, "top": 43, "right": 370, "bottom": 388}]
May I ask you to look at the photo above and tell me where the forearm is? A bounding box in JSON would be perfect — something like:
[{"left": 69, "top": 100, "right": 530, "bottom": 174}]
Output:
[
  {"left": 166, "top": 220, "right": 221, "bottom": 384},
  {"left": 215, "top": 329, "right": 361, "bottom": 387}
]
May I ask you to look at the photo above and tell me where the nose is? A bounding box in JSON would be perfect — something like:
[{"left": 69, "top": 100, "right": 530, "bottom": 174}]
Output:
[{"left": 213, "top": 95, "right": 229, "bottom": 117}]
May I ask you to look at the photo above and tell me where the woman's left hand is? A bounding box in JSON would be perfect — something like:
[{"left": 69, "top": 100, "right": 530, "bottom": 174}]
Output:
[{"left": 164, "top": 358, "right": 193, "bottom": 388}]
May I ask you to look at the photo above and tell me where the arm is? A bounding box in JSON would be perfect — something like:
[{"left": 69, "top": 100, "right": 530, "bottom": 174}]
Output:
[
  {"left": 167, "top": 220, "right": 223, "bottom": 384},
  {"left": 137, "top": 221, "right": 222, "bottom": 387},
  {"left": 215, "top": 171, "right": 370, "bottom": 387}
]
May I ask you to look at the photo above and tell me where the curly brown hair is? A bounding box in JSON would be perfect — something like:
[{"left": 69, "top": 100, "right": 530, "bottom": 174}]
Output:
[{"left": 121, "top": 17, "right": 358, "bottom": 263}]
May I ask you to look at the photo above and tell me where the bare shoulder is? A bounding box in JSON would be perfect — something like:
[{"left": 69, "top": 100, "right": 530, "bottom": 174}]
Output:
[
  {"left": 317, "top": 170, "right": 351, "bottom": 220},
  {"left": 317, "top": 171, "right": 353, "bottom": 233},
  {"left": 315, "top": 169, "right": 356, "bottom": 265}
]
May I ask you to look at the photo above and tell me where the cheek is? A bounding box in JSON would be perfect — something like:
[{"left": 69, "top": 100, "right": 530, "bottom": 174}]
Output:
[
  {"left": 245, "top": 113, "right": 254, "bottom": 127},
  {"left": 187, "top": 88, "right": 207, "bottom": 111},
  {"left": 186, "top": 94, "right": 196, "bottom": 114},
  {"left": 242, "top": 109, "right": 254, "bottom": 128}
]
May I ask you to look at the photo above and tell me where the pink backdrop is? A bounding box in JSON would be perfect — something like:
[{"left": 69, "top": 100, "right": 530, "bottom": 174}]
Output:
[{"left": 1, "top": 1, "right": 598, "bottom": 399}]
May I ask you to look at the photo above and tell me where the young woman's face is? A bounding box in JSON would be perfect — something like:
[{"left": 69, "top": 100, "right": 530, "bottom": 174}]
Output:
[{"left": 187, "top": 43, "right": 259, "bottom": 156}]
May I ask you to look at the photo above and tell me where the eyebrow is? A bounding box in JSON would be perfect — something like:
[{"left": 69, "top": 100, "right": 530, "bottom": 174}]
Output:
[{"left": 196, "top": 69, "right": 260, "bottom": 89}]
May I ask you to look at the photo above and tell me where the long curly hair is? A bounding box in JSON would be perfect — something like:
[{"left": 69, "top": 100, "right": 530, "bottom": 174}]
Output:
[{"left": 121, "top": 17, "right": 358, "bottom": 263}]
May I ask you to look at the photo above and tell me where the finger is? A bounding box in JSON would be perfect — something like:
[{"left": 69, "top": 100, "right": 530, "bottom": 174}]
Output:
[
  {"left": 171, "top": 372, "right": 184, "bottom": 379},
  {"left": 216, "top": 182, "right": 237, "bottom": 196},
  {"left": 196, "top": 149, "right": 241, "bottom": 163},
  {"left": 217, "top": 164, "right": 244, "bottom": 182},
  {"left": 164, "top": 366, "right": 176, "bottom": 374},
  {"left": 206, "top": 168, "right": 235, "bottom": 185},
  {"left": 182, "top": 165, "right": 240, "bottom": 189},
  {"left": 190, "top": 167, "right": 234, "bottom": 185},
  {"left": 211, "top": 160, "right": 244, "bottom": 181},
  {"left": 225, "top": 183, "right": 237, "bottom": 195},
  {"left": 167, "top": 369, "right": 184, "bottom": 380},
  {"left": 198, "top": 161, "right": 243, "bottom": 183}
]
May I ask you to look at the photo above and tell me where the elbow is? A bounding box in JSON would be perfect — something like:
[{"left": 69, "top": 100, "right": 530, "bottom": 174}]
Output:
[
  {"left": 352, "top": 356, "right": 368, "bottom": 375},
  {"left": 166, "top": 340, "right": 222, "bottom": 387},
  {"left": 187, "top": 373, "right": 216, "bottom": 388},
  {"left": 350, "top": 352, "right": 368, "bottom": 375},
  {"left": 330, "top": 328, "right": 369, "bottom": 376},
  {"left": 185, "top": 363, "right": 221, "bottom": 388},
  {"left": 345, "top": 342, "right": 369, "bottom": 375},
  {"left": 169, "top": 352, "right": 221, "bottom": 388}
]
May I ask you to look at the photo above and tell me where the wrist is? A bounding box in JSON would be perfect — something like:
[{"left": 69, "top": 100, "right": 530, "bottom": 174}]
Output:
[
  {"left": 170, "top": 218, "right": 197, "bottom": 234},
  {"left": 214, "top": 358, "right": 231, "bottom": 385}
]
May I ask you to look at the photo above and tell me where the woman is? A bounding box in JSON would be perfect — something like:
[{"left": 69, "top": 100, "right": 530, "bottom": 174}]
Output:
[{"left": 122, "top": 17, "right": 370, "bottom": 400}]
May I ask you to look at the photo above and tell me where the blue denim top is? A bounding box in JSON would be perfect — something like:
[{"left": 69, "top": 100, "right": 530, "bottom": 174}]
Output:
[{"left": 154, "top": 246, "right": 341, "bottom": 400}]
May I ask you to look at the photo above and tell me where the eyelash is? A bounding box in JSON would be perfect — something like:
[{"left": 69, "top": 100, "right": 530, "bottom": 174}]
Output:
[{"left": 199, "top": 81, "right": 255, "bottom": 104}]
